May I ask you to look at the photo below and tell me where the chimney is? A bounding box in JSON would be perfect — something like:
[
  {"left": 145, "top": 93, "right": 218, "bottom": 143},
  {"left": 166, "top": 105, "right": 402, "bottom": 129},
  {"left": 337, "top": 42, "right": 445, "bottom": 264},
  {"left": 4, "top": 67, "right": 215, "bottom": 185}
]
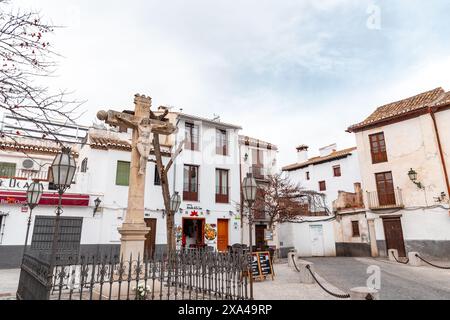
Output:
[
  {"left": 296, "top": 145, "right": 309, "bottom": 163},
  {"left": 354, "top": 183, "right": 363, "bottom": 208},
  {"left": 319, "top": 143, "right": 337, "bottom": 157}
]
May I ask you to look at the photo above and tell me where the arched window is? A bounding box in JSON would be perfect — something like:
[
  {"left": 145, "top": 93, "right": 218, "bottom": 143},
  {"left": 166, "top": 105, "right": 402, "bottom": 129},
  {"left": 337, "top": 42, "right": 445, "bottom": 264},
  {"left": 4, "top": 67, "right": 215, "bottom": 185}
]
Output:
[{"left": 81, "top": 158, "right": 88, "bottom": 173}]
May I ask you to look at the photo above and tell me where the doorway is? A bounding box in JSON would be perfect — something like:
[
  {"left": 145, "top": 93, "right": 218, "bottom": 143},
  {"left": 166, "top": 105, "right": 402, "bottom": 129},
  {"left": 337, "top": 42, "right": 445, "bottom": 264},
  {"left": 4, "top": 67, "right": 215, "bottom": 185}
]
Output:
[
  {"left": 376, "top": 172, "right": 396, "bottom": 206},
  {"left": 182, "top": 218, "right": 205, "bottom": 248},
  {"left": 255, "top": 225, "right": 267, "bottom": 251},
  {"left": 217, "top": 219, "right": 229, "bottom": 252},
  {"left": 310, "top": 225, "right": 325, "bottom": 257},
  {"left": 382, "top": 217, "right": 406, "bottom": 257},
  {"left": 144, "top": 218, "right": 157, "bottom": 258}
]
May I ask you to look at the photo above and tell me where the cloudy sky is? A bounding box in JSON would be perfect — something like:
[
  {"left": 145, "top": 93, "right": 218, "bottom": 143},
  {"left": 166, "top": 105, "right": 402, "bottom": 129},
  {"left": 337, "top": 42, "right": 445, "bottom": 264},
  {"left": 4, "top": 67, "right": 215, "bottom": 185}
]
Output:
[{"left": 11, "top": 0, "right": 450, "bottom": 166}]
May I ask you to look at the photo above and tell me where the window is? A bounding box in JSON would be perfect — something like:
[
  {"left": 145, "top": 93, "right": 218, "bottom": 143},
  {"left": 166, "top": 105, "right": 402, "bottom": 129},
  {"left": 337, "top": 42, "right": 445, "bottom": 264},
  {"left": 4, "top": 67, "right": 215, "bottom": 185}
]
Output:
[
  {"left": 81, "top": 158, "right": 88, "bottom": 173},
  {"left": 251, "top": 149, "right": 264, "bottom": 178},
  {"left": 215, "top": 169, "right": 229, "bottom": 203},
  {"left": 369, "top": 132, "right": 388, "bottom": 164},
  {"left": 116, "top": 161, "right": 130, "bottom": 186},
  {"left": 319, "top": 181, "right": 326, "bottom": 191},
  {"left": 154, "top": 165, "right": 161, "bottom": 186},
  {"left": 183, "top": 165, "right": 199, "bottom": 201},
  {"left": 306, "top": 172, "right": 310, "bottom": 180},
  {"left": 185, "top": 122, "right": 199, "bottom": 151},
  {"left": 352, "top": 221, "right": 360, "bottom": 237},
  {"left": 0, "top": 162, "right": 16, "bottom": 178},
  {"left": 333, "top": 165, "right": 341, "bottom": 177},
  {"left": 216, "top": 129, "right": 228, "bottom": 156},
  {"left": 375, "top": 171, "right": 396, "bottom": 206}
]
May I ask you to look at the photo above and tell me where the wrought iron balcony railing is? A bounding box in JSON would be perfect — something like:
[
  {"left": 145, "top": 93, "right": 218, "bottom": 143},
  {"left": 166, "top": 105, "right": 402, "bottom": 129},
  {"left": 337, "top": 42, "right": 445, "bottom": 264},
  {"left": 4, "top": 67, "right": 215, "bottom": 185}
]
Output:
[
  {"left": 0, "top": 169, "right": 50, "bottom": 181},
  {"left": 366, "top": 188, "right": 404, "bottom": 210},
  {"left": 250, "top": 165, "right": 270, "bottom": 181}
]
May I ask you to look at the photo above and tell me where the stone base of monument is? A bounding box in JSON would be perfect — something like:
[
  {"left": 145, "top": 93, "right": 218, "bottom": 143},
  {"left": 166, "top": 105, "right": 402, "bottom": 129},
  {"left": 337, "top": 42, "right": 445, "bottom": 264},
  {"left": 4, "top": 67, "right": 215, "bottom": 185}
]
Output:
[
  {"left": 388, "top": 249, "right": 399, "bottom": 262},
  {"left": 407, "top": 252, "right": 422, "bottom": 266},
  {"left": 91, "top": 279, "right": 162, "bottom": 300},
  {"left": 350, "top": 287, "right": 379, "bottom": 300}
]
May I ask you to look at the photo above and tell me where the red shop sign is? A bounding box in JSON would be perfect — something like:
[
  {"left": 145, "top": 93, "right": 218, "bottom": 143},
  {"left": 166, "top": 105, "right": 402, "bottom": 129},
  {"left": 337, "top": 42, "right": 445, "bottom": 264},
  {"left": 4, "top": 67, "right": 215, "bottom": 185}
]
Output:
[{"left": 0, "top": 190, "right": 90, "bottom": 207}]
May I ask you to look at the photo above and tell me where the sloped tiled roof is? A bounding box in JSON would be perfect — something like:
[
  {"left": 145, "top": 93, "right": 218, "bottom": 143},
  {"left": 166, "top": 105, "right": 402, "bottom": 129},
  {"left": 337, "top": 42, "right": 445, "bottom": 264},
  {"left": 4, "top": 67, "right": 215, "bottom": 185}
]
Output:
[
  {"left": 0, "top": 136, "right": 79, "bottom": 157},
  {"left": 239, "top": 135, "right": 278, "bottom": 151},
  {"left": 348, "top": 88, "right": 446, "bottom": 132},
  {"left": 282, "top": 147, "right": 356, "bottom": 171},
  {"left": 89, "top": 135, "right": 131, "bottom": 151}
]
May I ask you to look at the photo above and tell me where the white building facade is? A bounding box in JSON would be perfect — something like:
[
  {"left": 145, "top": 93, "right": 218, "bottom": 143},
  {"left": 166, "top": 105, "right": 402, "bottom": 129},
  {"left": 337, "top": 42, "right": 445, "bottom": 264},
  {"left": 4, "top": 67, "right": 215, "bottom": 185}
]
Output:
[
  {"left": 238, "top": 136, "right": 279, "bottom": 255},
  {"left": 0, "top": 110, "right": 244, "bottom": 268},
  {"left": 280, "top": 144, "right": 362, "bottom": 257},
  {"left": 348, "top": 87, "right": 450, "bottom": 260}
]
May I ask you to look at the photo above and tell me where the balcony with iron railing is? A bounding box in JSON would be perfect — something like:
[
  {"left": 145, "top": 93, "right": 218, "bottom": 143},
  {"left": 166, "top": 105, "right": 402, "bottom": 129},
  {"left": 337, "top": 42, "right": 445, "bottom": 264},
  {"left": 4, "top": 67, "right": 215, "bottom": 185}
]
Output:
[
  {"left": 0, "top": 169, "right": 50, "bottom": 181},
  {"left": 250, "top": 165, "right": 271, "bottom": 181},
  {"left": 215, "top": 186, "right": 229, "bottom": 204},
  {"left": 183, "top": 183, "right": 199, "bottom": 202},
  {"left": 366, "top": 188, "right": 404, "bottom": 210}
]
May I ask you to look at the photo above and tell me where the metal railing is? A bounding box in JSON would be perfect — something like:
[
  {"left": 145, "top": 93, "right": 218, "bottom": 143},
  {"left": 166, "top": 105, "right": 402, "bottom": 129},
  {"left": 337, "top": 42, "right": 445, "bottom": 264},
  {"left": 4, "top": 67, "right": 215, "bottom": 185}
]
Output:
[
  {"left": 1, "top": 169, "right": 49, "bottom": 181},
  {"left": 367, "top": 188, "right": 404, "bottom": 210},
  {"left": 250, "top": 165, "right": 270, "bottom": 181},
  {"left": 17, "top": 250, "right": 250, "bottom": 300}
]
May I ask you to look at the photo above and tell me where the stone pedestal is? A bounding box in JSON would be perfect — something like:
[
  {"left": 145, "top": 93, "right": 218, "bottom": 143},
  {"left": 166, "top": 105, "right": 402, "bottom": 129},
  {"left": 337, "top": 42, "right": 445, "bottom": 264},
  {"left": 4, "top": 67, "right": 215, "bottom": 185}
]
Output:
[
  {"left": 407, "top": 252, "right": 422, "bottom": 266},
  {"left": 118, "top": 223, "right": 150, "bottom": 260},
  {"left": 350, "top": 287, "right": 379, "bottom": 300},
  {"left": 388, "top": 249, "right": 399, "bottom": 262},
  {"left": 297, "top": 261, "right": 315, "bottom": 284}
]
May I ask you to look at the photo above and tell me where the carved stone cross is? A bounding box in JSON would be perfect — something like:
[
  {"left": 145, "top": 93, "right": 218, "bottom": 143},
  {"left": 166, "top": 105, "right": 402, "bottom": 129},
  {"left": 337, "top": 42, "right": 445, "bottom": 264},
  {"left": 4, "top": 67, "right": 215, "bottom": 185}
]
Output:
[{"left": 96, "top": 94, "right": 176, "bottom": 259}]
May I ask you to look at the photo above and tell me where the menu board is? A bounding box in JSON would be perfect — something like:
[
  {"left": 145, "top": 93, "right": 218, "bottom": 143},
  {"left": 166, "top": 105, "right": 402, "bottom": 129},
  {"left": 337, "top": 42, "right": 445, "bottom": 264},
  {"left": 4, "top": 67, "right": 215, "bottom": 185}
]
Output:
[{"left": 249, "top": 251, "right": 274, "bottom": 281}]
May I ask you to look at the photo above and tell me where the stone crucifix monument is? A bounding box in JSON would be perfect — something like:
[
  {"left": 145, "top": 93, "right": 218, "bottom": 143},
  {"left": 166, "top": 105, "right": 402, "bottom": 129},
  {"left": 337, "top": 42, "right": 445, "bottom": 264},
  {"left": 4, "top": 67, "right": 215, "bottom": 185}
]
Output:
[{"left": 97, "top": 94, "right": 176, "bottom": 260}]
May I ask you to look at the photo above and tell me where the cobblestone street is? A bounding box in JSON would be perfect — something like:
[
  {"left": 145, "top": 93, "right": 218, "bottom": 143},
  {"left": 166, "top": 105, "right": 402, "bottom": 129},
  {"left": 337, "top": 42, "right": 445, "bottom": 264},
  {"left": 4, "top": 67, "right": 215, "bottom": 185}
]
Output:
[{"left": 307, "top": 257, "right": 450, "bottom": 300}]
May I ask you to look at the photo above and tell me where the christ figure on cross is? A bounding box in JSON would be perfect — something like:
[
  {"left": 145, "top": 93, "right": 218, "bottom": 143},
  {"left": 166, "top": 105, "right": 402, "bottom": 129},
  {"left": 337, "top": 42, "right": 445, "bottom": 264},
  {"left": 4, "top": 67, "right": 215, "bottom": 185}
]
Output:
[{"left": 116, "top": 114, "right": 164, "bottom": 175}]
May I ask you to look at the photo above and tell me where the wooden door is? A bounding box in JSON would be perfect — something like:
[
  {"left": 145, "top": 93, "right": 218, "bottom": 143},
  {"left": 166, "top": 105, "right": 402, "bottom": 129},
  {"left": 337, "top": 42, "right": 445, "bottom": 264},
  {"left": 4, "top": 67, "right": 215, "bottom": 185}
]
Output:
[
  {"left": 376, "top": 172, "right": 396, "bottom": 206},
  {"left": 382, "top": 217, "right": 406, "bottom": 257},
  {"left": 144, "top": 218, "right": 157, "bottom": 258},
  {"left": 217, "top": 219, "right": 229, "bottom": 252},
  {"left": 255, "top": 225, "right": 267, "bottom": 251},
  {"left": 310, "top": 225, "right": 325, "bottom": 257}
]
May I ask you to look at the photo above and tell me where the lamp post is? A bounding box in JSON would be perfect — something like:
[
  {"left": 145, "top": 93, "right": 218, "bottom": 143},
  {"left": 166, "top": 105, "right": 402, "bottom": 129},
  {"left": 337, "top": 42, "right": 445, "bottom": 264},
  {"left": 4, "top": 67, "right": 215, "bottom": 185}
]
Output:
[
  {"left": 23, "top": 180, "right": 44, "bottom": 255},
  {"left": 408, "top": 168, "right": 424, "bottom": 189},
  {"left": 48, "top": 147, "right": 77, "bottom": 266},
  {"left": 242, "top": 173, "right": 258, "bottom": 300},
  {"left": 169, "top": 192, "right": 181, "bottom": 251}
]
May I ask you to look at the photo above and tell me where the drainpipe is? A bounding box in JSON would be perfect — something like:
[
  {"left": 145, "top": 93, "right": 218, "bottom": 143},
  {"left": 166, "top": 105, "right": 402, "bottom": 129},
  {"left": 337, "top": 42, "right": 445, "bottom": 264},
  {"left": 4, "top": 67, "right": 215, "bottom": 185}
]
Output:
[
  {"left": 428, "top": 107, "right": 450, "bottom": 211},
  {"left": 238, "top": 136, "right": 244, "bottom": 244}
]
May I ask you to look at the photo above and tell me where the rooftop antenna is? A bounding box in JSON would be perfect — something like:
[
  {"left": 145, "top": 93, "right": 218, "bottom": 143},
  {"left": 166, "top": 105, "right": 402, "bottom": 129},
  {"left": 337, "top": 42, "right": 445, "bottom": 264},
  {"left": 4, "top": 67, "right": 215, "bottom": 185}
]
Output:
[{"left": 212, "top": 114, "right": 221, "bottom": 122}]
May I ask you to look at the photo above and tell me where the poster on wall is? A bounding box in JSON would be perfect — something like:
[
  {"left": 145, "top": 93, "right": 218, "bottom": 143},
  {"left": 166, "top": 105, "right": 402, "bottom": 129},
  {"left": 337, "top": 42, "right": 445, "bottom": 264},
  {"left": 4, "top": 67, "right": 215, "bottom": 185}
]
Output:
[
  {"left": 204, "top": 223, "right": 217, "bottom": 245},
  {"left": 175, "top": 224, "right": 183, "bottom": 249}
]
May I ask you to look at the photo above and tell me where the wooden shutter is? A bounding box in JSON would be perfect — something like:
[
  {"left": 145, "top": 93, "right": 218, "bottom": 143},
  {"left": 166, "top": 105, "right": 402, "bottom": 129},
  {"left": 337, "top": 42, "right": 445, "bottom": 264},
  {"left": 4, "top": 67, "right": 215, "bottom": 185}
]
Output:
[{"left": 116, "top": 161, "right": 130, "bottom": 186}]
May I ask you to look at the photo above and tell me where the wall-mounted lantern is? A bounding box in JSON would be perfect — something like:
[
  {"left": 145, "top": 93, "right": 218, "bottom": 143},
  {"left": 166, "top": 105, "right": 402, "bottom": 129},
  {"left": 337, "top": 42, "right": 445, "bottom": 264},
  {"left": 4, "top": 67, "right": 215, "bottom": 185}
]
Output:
[
  {"left": 93, "top": 197, "right": 102, "bottom": 216},
  {"left": 408, "top": 168, "right": 424, "bottom": 189}
]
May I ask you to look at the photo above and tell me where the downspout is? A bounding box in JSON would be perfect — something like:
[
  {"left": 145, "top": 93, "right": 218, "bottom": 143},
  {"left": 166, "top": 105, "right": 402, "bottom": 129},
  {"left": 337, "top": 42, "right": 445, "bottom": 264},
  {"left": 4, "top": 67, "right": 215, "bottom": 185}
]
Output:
[
  {"left": 238, "top": 135, "right": 244, "bottom": 244},
  {"left": 428, "top": 107, "right": 450, "bottom": 207}
]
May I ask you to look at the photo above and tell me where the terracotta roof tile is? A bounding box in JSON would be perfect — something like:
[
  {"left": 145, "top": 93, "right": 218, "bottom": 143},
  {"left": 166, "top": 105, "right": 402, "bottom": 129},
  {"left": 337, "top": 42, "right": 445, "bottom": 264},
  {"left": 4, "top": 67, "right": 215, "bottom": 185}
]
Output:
[
  {"left": 282, "top": 147, "right": 356, "bottom": 171},
  {"left": 89, "top": 135, "right": 132, "bottom": 151},
  {"left": 348, "top": 88, "right": 446, "bottom": 132}
]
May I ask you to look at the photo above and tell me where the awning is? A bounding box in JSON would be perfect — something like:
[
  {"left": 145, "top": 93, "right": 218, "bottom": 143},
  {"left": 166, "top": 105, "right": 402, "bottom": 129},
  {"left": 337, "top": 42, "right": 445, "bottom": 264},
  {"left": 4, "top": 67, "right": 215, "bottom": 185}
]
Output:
[{"left": 0, "top": 190, "right": 90, "bottom": 207}]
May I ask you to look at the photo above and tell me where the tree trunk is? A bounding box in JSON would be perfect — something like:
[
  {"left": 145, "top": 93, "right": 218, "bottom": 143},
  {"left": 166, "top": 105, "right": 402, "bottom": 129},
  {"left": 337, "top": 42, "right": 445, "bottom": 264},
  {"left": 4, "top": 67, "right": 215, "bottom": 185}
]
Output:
[{"left": 153, "top": 134, "right": 176, "bottom": 252}]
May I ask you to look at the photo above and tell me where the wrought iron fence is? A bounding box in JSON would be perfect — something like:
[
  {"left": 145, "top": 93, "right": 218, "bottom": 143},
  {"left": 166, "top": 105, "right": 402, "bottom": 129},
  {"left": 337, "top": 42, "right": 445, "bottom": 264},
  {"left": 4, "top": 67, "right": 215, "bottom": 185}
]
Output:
[{"left": 17, "top": 249, "right": 250, "bottom": 301}]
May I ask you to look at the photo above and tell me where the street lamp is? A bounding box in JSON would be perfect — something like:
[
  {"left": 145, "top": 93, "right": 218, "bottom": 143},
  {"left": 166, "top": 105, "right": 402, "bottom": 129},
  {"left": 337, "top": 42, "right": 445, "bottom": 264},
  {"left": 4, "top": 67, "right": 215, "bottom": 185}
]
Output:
[
  {"left": 242, "top": 173, "right": 258, "bottom": 300},
  {"left": 93, "top": 197, "right": 102, "bottom": 216},
  {"left": 408, "top": 168, "right": 423, "bottom": 189},
  {"left": 49, "top": 146, "right": 77, "bottom": 265},
  {"left": 170, "top": 192, "right": 182, "bottom": 213},
  {"left": 23, "top": 180, "right": 44, "bottom": 255}
]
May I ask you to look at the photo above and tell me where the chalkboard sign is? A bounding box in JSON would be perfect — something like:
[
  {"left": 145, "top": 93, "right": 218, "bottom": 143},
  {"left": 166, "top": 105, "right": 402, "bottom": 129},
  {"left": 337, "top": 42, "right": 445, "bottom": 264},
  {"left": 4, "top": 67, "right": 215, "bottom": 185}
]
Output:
[{"left": 249, "top": 251, "right": 274, "bottom": 281}]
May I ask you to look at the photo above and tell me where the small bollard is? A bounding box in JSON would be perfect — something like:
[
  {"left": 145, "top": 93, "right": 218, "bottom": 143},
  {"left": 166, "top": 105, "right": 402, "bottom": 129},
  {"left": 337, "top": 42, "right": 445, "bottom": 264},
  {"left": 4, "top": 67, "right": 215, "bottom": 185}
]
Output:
[
  {"left": 298, "top": 261, "right": 315, "bottom": 284},
  {"left": 350, "top": 287, "right": 380, "bottom": 300},
  {"left": 388, "top": 249, "right": 399, "bottom": 262},
  {"left": 288, "top": 252, "right": 296, "bottom": 268},
  {"left": 408, "top": 252, "right": 422, "bottom": 266}
]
